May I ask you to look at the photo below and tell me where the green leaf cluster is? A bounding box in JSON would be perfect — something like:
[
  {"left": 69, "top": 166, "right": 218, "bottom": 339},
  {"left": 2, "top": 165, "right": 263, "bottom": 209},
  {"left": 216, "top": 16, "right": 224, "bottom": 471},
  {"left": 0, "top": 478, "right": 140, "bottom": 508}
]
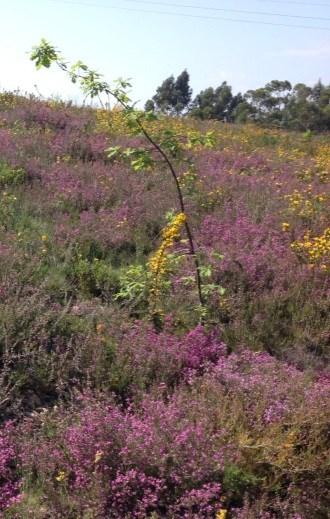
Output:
[
  {"left": 0, "top": 163, "right": 25, "bottom": 187},
  {"left": 30, "top": 38, "right": 59, "bottom": 69},
  {"left": 106, "top": 146, "right": 154, "bottom": 171},
  {"left": 114, "top": 264, "right": 148, "bottom": 303}
]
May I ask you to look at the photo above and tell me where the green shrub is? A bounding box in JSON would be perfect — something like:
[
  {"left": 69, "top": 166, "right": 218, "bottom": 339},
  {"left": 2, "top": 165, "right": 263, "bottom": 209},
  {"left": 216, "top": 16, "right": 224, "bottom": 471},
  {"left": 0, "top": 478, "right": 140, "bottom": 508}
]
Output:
[{"left": 0, "top": 162, "right": 25, "bottom": 186}]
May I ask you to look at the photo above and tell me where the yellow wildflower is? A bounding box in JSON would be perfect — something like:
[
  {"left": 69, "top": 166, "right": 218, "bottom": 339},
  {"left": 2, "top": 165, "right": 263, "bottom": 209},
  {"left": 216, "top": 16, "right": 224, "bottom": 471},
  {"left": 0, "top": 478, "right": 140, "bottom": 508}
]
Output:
[
  {"left": 216, "top": 510, "right": 227, "bottom": 519},
  {"left": 291, "top": 227, "right": 330, "bottom": 270},
  {"left": 55, "top": 471, "right": 67, "bottom": 482},
  {"left": 281, "top": 222, "right": 290, "bottom": 232}
]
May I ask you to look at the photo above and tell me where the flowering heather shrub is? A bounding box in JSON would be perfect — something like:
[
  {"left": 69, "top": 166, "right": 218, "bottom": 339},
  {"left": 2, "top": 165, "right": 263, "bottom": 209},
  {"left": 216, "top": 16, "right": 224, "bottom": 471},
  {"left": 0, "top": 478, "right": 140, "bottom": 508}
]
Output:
[
  {"left": 8, "top": 320, "right": 328, "bottom": 516},
  {"left": 108, "top": 469, "right": 165, "bottom": 518},
  {"left": 0, "top": 422, "right": 21, "bottom": 512},
  {"left": 107, "top": 323, "right": 226, "bottom": 393},
  {"left": 3, "top": 98, "right": 92, "bottom": 132},
  {"left": 0, "top": 275, "right": 102, "bottom": 415},
  {"left": 18, "top": 393, "right": 227, "bottom": 517},
  {"left": 15, "top": 341, "right": 329, "bottom": 517},
  {"left": 199, "top": 211, "right": 291, "bottom": 291},
  {"left": 169, "top": 483, "right": 222, "bottom": 518},
  {"left": 196, "top": 206, "right": 329, "bottom": 364}
]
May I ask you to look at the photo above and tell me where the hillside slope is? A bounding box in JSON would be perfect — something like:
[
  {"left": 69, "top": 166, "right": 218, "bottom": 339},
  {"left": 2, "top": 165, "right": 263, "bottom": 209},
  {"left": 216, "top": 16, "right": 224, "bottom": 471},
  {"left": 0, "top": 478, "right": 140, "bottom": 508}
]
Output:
[{"left": 0, "top": 93, "right": 329, "bottom": 518}]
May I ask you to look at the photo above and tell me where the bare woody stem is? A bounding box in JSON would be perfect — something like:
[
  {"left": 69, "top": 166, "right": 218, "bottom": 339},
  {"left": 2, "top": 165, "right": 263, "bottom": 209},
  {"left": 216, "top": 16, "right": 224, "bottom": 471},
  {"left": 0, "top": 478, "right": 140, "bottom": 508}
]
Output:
[{"left": 136, "top": 123, "right": 204, "bottom": 307}]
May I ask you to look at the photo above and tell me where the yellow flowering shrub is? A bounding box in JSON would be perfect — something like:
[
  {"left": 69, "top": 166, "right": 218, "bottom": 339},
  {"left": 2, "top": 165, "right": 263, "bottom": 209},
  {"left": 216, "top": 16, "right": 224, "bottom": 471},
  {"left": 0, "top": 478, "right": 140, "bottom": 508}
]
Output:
[
  {"left": 0, "top": 92, "right": 20, "bottom": 110},
  {"left": 313, "top": 143, "right": 330, "bottom": 183},
  {"left": 96, "top": 108, "right": 132, "bottom": 136},
  {"left": 285, "top": 188, "right": 328, "bottom": 220},
  {"left": 149, "top": 212, "right": 186, "bottom": 277},
  {"left": 291, "top": 227, "right": 330, "bottom": 271},
  {"left": 96, "top": 108, "right": 195, "bottom": 137},
  {"left": 148, "top": 212, "right": 186, "bottom": 302}
]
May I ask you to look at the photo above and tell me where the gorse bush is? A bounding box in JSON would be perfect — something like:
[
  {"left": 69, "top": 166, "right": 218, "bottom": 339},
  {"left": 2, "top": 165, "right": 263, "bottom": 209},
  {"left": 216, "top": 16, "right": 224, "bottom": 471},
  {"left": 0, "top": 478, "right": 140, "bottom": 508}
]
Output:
[{"left": 0, "top": 41, "right": 329, "bottom": 517}]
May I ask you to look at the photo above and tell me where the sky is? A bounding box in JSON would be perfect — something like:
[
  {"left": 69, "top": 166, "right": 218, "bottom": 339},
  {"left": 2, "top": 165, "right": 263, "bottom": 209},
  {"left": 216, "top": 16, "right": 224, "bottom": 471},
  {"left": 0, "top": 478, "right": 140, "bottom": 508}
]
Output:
[{"left": 1, "top": 0, "right": 330, "bottom": 105}]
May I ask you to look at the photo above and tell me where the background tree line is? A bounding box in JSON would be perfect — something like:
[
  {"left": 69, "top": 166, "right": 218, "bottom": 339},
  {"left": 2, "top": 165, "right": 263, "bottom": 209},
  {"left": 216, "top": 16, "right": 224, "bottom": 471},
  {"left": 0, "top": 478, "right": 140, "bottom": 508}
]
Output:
[{"left": 145, "top": 71, "right": 330, "bottom": 132}]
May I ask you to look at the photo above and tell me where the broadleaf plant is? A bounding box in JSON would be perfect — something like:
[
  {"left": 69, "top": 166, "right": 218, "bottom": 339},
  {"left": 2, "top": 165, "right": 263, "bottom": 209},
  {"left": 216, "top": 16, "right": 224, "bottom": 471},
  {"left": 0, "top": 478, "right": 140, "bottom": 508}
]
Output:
[{"left": 30, "top": 40, "right": 221, "bottom": 320}]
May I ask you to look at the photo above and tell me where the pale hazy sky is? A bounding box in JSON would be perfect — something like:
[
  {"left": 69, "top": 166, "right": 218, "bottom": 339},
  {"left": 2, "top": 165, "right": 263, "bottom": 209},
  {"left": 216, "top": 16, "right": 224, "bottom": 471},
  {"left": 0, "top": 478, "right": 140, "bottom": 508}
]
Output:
[{"left": 1, "top": 0, "right": 330, "bottom": 105}]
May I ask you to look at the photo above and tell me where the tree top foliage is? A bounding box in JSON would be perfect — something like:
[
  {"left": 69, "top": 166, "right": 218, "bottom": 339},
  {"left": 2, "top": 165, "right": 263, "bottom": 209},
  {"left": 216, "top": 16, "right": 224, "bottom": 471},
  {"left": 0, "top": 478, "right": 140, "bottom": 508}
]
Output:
[{"left": 146, "top": 71, "right": 330, "bottom": 131}]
